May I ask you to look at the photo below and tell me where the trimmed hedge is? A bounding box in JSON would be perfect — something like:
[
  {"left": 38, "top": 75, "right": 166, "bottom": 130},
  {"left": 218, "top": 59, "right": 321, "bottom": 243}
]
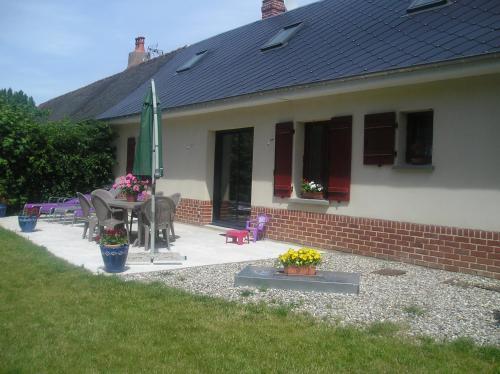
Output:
[{"left": 0, "top": 93, "right": 115, "bottom": 212}]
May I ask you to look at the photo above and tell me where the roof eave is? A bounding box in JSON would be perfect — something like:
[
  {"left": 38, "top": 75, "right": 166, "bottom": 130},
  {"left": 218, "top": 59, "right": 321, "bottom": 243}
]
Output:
[{"left": 106, "top": 53, "right": 500, "bottom": 125}]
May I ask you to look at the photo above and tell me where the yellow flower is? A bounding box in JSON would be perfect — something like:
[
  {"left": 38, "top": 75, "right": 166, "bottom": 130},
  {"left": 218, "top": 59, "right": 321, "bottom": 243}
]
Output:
[{"left": 279, "top": 247, "right": 321, "bottom": 266}]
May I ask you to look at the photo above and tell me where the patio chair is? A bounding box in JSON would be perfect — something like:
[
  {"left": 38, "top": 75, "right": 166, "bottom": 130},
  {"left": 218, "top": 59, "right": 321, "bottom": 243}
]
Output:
[
  {"left": 77, "top": 192, "right": 98, "bottom": 241},
  {"left": 23, "top": 196, "right": 70, "bottom": 217},
  {"left": 141, "top": 197, "right": 174, "bottom": 250},
  {"left": 91, "top": 194, "right": 129, "bottom": 243},
  {"left": 126, "top": 190, "right": 150, "bottom": 234},
  {"left": 164, "top": 195, "right": 178, "bottom": 241},
  {"left": 92, "top": 189, "right": 115, "bottom": 202},
  {"left": 91, "top": 189, "right": 126, "bottom": 220},
  {"left": 50, "top": 197, "right": 81, "bottom": 222},
  {"left": 246, "top": 213, "right": 270, "bottom": 243},
  {"left": 169, "top": 193, "right": 181, "bottom": 208}
]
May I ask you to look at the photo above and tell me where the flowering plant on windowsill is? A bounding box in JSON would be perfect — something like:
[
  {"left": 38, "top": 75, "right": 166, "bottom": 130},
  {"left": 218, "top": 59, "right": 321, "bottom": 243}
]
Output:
[
  {"left": 113, "top": 174, "right": 149, "bottom": 195},
  {"left": 301, "top": 179, "right": 324, "bottom": 193}
]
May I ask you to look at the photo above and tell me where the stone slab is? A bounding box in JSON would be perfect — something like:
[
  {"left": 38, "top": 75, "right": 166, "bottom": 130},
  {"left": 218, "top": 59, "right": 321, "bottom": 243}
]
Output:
[
  {"left": 127, "top": 252, "right": 187, "bottom": 264},
  {"left": 235, "top": 265, "right": 360, "bottom": 294}
]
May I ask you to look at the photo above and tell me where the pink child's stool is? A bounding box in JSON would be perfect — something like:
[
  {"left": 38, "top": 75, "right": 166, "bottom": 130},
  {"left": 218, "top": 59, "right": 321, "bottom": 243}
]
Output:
[{"left": 225, "top": 230, "right": 250, "bottom": 245}]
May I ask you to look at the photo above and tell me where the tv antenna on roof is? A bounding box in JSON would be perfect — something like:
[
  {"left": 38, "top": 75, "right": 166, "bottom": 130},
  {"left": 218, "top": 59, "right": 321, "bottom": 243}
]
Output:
[{"left": 148, "top": 43, "right": 164, "bottom": 58}]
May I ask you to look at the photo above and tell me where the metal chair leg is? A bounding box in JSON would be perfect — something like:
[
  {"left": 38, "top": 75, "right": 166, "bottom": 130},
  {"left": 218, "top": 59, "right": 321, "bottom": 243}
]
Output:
[
  {"left": 129, "top": 211, "right": 135, "bottom": 234},
  {"left": 170, "top": 221, "right": 175, "bottom": 242},
  {"left": 88, "top": 218, "right": 97, "bottom": 242},
  {"left": 82, "top": 221, "right": 89, "bottom": 239},
  {"left": 165, "top": 225, "right": 170, "bottom": 250},
  {"left": 144, "top": 226, "right": 150, "bottom": 251},
  {"left": 124, "top": 224, "right": 130, "bottom": 245}
]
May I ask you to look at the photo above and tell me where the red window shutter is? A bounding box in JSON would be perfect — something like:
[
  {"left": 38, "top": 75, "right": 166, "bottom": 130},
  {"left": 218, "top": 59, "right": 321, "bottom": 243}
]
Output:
[
  {"left": 126, "top": 137, "right": 136, "bottom": 174},
  {"left": 327, "top": 116, "right": 352, "bottom": 202},
  {"left": 274, "top": 122, "right": 294, "bottom": 198},
  {"left": 364, "top": 112, "right": 396, "bottom": 165}
]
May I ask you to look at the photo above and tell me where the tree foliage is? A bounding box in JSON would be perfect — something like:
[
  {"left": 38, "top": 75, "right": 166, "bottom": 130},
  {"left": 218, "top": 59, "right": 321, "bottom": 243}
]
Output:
[
  {"left": 0, "top": 89, "right": 116, "bottom": 211},
  {"left": 0, "top": 88, "right": 49, "bottom": 123},
  {"left": 0, "top": 88, "right": 36, "bottom": 107}
]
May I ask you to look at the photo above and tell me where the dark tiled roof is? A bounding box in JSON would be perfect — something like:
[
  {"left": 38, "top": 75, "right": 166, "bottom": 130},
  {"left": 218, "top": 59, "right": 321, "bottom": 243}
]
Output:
[
  {"left": 39, "top": 48, "right": 184, "bottom": 121},
  {"left": 50, "top": 0, "right": 500, "bottom": 121},
  {"left": 99, "top": 0, "right": 500, "bottom": 120}
]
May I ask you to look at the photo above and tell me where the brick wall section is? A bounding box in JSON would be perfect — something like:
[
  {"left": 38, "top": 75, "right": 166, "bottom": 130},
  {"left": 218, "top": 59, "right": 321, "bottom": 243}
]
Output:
[
  {"left": 176, "top": 199, "right": 212, "bottom": 226},
  {"left": 251, "top": 206, "right": 500, "bottom": 280}
]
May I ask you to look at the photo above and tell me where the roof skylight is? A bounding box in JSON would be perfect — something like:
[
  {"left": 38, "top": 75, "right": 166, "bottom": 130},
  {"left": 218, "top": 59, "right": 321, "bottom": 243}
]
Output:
[
  {"left": 176, "top": 50, "right": 208, "bottom": 73},
  {"left": 407, "top": 0, "right": 448, "bottom": 14},
  {"left": 261, "top": 22, "right": 303, "bottom": 51}
]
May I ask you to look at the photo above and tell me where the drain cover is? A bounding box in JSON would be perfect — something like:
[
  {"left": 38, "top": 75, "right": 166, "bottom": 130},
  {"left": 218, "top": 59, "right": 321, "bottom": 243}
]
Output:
[
  {"left": 494, "top": 310, "right": 500, "bottom": 325},
  {"left": 372, "top": 268, "right": 407, "bottom": 276},
  {"left": 442, "top": 278, "right": 500, "bottom": 293},
  {"left": 475, "top": 284, "right": 500, "bottom": 293}
]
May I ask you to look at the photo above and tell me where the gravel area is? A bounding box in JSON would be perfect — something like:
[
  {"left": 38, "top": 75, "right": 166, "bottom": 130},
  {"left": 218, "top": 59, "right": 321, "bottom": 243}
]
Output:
[{"left": 123, "top": 251, "right": 500, "bottom": 346}]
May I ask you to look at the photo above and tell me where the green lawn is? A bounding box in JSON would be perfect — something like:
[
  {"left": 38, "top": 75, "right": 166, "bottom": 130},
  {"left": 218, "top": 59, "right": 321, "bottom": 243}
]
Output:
[{"left": 0, "top": 228, "right": 498, "bottom": 373}]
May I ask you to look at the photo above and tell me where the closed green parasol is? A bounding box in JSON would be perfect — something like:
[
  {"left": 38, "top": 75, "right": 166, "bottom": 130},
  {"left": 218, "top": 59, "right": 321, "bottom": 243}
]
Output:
[
  {"left": 133, "top": 80, "right": 163, "bottom": 259},
  {"left": 133, "top": 80, "right": 163, "bottom": 178}
]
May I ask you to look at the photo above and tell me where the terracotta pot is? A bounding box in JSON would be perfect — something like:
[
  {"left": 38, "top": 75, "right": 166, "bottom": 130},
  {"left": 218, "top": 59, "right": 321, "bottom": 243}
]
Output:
[
  {"left": 126, "top": 194, "right": 138, "bottom": 202},
  {"left": 301, "top": 191, "right": 324, "bottom": 200},
  {"left": 284, "top": 265, "right": 316, "bottom": 276}
]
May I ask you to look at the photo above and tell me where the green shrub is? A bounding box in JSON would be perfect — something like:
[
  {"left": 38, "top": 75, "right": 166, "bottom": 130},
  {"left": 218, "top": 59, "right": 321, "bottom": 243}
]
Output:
[{"left": 0, "top": 90, "right": 115, "bottom": 211}]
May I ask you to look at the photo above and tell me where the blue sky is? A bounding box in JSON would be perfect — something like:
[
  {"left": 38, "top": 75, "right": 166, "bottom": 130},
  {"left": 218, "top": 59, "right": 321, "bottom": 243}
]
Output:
[{"left": 0, "top": 0, "right": 318, "bottom": 105}]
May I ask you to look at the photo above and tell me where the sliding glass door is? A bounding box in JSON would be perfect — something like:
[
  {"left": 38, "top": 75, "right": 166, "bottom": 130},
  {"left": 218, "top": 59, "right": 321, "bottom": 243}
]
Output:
[{"left": 213, "top": 128, "right": 254, "bottom": 228}]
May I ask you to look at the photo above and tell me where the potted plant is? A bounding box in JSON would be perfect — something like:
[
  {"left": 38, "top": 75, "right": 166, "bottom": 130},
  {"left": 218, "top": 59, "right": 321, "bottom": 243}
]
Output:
[
  {"left": 301, "top": 179, "right": 324, "bottom": 199},
  {"left": 0, "top": 196, "right": 7, "bottom": 218},
  {"left": 278, "top": 247, "right": 322, "bottom": 276},
  {"left": 113, "top": 174, "right": 149, "bottom": 202},
  {"left": 18, "top": 206, "right": 40, "bottom": 232},
  {"left": 98, "top": 228, "right": 129, "bottom": 273}
]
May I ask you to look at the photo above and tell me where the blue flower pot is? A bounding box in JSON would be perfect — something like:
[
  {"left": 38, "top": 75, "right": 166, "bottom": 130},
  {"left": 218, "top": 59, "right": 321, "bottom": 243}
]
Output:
[
  {"left": 0, "top": 204, "right": 6, "bottom": 217},
  {"left": 100, "top": 244, "right": 129, "bottom": 273},
  {"left": 18, "top": 215, "right": 38, "bottom": 232}
]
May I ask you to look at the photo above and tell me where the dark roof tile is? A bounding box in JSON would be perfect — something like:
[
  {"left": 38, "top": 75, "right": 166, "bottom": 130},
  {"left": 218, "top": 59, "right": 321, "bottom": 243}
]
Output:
[
  {"left": 39, "top": 48, "right": 184, "bottom": 121},
  {"left": 44, "top": 0, "right": 500, "bottom": 121}
]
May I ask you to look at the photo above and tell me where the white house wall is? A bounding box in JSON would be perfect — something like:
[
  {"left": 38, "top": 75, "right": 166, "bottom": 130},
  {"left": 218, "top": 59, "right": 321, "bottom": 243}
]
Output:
[{"left": 111, "top": 73, "right": 500, "bottom": 232}]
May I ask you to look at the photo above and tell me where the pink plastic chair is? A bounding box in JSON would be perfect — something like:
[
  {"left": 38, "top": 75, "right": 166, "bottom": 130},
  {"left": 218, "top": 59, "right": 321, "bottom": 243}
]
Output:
[{"left": 246, "top": 214, "right": 270, "bottom": 243}]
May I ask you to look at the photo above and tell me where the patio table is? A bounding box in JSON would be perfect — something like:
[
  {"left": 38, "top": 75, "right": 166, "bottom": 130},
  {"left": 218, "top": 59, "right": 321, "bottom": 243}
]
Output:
[
  {"left": 108, "top": 200, "right": 144, "bottom": 246},
  {"left": 108, "top": 200, "right": 143, "bottom": 211}
]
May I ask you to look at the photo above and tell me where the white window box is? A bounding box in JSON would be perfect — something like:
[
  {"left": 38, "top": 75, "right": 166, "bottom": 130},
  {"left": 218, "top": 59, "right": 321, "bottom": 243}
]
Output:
[
  {"left": 392, "top": 164, "right": 435, "bottom": 171},
  {"left": 287, "top": 198, "right": 330, "bottom": 206}
]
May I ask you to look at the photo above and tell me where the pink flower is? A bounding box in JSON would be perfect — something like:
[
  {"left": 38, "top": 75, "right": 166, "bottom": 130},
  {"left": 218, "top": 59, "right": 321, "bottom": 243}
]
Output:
[
  {"left": 133, "top": 185, "right": 140, "bottom": 192},
  {"left": 126, "top": 173, "right": 133, "bottom": 179},
  {"left": 112, "top": 184, "right": 117, "bottom": 189}
]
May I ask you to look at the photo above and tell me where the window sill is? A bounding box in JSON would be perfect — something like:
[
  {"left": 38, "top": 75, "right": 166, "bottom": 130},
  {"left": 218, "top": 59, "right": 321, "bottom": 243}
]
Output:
[
  {"left": 287, "top": 198, "right": 330, "bottom": 206},
  {"left": 392, "top": 164, "right": 435, "bottom": 171}
]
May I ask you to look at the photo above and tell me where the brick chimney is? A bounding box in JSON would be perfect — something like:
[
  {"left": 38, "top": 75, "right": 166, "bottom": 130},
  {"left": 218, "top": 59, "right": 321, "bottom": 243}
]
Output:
[
  {"left": 127, "top": 36, "right": 149, "bottom": 69},
  {"left": 135, "top": 36, "right": 145, "bottom": 52},
  {"left": 262, "top": 0, "right": 287, "bottom": 19}
]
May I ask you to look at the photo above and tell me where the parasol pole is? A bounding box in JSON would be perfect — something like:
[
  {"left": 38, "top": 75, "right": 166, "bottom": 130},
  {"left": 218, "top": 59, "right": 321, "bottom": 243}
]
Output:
[{"left": 150, "top": 79, "right": 159, "bottom": 262}]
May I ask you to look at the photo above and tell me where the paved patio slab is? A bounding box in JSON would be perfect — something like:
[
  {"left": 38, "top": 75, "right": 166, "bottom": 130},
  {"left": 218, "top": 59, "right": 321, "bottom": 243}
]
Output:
[{"left": 0, "top": 216, "right": 297, "bottom": 275}]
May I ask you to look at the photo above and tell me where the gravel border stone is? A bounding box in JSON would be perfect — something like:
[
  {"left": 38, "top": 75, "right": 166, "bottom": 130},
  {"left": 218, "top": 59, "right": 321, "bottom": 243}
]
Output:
[{"left": 122, "top": 250, "right": 500, "bottom": 346}]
